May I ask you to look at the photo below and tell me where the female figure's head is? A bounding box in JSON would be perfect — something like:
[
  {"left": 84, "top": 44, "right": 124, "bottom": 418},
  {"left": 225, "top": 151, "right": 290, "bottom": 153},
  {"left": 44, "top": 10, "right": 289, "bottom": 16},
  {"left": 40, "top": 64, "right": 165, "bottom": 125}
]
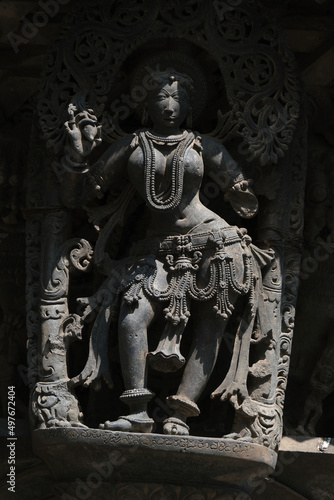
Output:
[
  {"left": 131, "top": 52, "right": 207, "bottom": 133},
  {"left": 145, "top": 69, "right": 194, "bottom": 135}
]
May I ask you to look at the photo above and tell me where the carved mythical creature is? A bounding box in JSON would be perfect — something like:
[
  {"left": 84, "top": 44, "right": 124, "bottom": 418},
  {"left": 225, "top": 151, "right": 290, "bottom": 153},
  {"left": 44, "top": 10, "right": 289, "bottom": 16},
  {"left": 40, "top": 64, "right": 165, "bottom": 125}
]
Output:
[{"left": 60, "top": 55, "right": 274, "bottom": 436}]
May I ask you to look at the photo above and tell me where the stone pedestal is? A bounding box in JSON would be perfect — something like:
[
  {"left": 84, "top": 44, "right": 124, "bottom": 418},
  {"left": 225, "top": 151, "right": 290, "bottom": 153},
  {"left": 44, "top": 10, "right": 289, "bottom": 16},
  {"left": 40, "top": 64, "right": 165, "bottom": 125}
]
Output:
[{"left": 32, "top": 428, "right": 277, "bottom": 499}]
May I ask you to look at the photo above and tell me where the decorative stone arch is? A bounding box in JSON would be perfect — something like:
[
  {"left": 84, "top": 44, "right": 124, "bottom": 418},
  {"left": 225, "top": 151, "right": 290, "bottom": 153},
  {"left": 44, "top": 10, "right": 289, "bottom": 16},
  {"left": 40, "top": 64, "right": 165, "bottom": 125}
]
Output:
[{"left": 38, "top": 0, "right": 300, "bottom": 166}]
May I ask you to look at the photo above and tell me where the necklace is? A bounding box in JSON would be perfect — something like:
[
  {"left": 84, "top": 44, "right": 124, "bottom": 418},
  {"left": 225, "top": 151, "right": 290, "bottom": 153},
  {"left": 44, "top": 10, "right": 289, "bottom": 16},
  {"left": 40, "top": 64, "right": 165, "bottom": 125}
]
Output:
[
  {"left": 145, "top": 129, "right": 188, "bottom": 144},
  {"left": 139, "top": 130, "right": 194, "bottom": 212}
]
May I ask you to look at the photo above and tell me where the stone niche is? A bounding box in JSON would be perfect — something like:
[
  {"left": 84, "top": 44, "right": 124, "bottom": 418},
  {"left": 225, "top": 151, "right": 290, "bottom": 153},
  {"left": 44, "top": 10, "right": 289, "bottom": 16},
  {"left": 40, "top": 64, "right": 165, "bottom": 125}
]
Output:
[{"left": 25, "top": 0, "right": 306, "bottom": 498}]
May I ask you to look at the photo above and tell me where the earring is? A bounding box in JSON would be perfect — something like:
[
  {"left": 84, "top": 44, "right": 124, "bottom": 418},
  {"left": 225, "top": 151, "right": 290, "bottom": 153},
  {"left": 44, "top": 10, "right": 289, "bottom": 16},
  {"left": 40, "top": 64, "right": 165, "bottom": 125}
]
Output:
[
  {"left": 141, "top": 106, "right": 149, "bottom": 126},
  {"left": 186, "top": 107, "right": 193, "bottom": 129}
]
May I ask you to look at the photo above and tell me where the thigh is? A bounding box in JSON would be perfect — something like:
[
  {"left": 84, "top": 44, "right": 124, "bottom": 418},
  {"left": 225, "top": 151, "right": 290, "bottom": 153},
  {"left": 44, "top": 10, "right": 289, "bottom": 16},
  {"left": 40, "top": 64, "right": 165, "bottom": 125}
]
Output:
[
  {"left": 118, "top": 256, "right": 167, "bottom": 331},
  {"left": 118, "top": 293, "right": 161, "bottom": 332},
  {"left": 191, "top": 299, "right": 229, "bottom": 345}
]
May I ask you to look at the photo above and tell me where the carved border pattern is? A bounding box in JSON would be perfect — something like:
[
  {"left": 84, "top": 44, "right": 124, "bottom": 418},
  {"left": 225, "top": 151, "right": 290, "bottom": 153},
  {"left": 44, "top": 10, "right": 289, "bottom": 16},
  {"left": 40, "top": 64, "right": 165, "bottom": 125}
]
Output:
[
  {"left": 275, "top": 110, "right": 308, "bottom": 424},
  {"left": 36, "top": 427, "right": 263, "bottom": 458},
  {"left": 33, "top": 428, "right": 276, "bottom": 498}
]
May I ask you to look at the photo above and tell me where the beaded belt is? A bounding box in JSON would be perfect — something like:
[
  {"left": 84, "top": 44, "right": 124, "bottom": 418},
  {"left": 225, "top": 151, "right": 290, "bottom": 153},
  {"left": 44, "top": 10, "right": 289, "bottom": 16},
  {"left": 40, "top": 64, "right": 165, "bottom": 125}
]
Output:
[{"left": 131, "top": 226, "right": 247, "bottom": 257}]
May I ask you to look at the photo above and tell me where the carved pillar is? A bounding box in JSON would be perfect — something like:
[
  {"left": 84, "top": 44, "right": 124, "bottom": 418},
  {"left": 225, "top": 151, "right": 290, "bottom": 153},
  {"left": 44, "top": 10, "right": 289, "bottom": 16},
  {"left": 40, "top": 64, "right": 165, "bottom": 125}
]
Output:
[{"left": 28, "top": 146, "right": 92, "bottom": 429}]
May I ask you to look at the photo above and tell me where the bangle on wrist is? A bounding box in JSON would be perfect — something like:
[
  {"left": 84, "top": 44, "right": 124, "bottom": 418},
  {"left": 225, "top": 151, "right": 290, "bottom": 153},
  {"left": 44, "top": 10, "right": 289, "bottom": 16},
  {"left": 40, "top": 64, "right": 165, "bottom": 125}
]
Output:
[{"left": 62, "top": 154, "right": 88, "bottom": 172}]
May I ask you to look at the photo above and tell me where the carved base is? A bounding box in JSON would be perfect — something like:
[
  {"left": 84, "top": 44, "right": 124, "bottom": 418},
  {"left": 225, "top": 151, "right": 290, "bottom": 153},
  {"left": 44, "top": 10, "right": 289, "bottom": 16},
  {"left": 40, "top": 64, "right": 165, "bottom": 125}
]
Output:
[
  {"left": 30, "top": 381, "right": 86, "bottom": 429},
  {"left": 32, "top": 428, "right": 276, "bottom": 496}
]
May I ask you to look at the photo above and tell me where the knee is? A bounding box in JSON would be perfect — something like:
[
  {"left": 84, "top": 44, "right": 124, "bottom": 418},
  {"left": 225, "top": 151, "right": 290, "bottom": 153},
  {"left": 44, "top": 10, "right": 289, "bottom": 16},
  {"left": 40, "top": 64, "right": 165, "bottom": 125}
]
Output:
[
  {"left": 118, "top": 303, "right": 153, "bottom": 339},
  {"left": 118, "top": 314, "right": 141, "bottom": 338}
]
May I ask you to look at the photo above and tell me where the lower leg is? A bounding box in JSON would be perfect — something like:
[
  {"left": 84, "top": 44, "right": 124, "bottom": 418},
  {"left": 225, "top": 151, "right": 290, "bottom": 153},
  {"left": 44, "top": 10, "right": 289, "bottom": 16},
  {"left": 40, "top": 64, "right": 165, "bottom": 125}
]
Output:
[
  {"left": 100, "top": 297, "right": 157, "bottom": 432},
  {"left": 164, "top": 307, "right": 227, "bottom": 435}
]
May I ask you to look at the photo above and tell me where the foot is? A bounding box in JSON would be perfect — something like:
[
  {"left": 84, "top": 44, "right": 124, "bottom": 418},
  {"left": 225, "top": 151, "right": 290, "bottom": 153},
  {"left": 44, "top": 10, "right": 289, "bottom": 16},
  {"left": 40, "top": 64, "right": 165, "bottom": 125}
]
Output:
[
  {"left": 99, "top": 415, "right": 154, "bottom": 433},
  {"left": 163, "top": 417, "right": 189, "bottom": 436}
]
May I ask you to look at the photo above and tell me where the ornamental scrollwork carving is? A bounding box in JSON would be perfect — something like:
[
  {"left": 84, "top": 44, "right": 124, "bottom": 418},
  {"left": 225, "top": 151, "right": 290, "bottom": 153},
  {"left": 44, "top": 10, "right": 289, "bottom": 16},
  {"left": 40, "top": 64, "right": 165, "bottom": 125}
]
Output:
[
  {"left": 30, "top": 232, "right": 93, "bottom": 429},
  {"left": 37, "top": 0, "right": 300, "bottom": 170},
  {"left": 31, "top": 381, "right": 86, "bottom": 429}
]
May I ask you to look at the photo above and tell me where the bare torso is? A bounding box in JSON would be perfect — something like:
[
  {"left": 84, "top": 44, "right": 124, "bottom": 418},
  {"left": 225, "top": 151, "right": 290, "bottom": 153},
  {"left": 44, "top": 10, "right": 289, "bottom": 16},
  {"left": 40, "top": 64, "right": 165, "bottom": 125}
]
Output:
[{"left": 127, "top": 132, "right": 228, "bottom": 236}]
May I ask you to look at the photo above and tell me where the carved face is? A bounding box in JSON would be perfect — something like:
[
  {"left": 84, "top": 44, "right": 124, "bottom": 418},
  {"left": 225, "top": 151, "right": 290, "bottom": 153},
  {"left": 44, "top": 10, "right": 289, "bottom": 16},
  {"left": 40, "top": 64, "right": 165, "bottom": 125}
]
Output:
[{"left": 147, "top": 80, "right": 190, "bottom": 134}]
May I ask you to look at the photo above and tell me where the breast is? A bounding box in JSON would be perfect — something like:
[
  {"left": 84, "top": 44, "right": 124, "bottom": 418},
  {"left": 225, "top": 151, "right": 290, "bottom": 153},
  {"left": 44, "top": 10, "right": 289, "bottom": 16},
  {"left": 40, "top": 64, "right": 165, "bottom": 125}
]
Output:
[
  {"left": 127, "top": 141, "right": 204, "bottom": 201},
  {"left": 183, "top": 147, "right": 203, "bottom": 181},
  {"left": 127, "top": 146, "right": 145, "bottom": 195}
]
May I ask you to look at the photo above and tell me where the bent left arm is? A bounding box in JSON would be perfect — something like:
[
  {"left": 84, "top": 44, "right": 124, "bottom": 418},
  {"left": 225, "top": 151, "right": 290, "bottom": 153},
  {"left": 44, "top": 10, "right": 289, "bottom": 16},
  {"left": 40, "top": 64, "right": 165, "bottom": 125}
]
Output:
[{"left": 201, "top": 135, "right": 258, "bottom": 218}]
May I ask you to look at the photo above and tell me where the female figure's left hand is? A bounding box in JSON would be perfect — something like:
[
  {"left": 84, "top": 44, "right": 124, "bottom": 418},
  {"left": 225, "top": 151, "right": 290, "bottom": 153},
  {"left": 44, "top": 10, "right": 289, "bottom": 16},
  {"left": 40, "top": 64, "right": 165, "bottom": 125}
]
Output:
[{"left": 224, "top": 179, "right": 259, "bottom": 218}]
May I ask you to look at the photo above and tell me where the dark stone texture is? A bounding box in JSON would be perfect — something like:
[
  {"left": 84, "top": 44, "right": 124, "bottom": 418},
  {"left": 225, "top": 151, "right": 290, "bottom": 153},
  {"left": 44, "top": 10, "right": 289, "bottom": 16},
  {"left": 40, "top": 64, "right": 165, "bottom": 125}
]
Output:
[
  {"left": 7, "top": 0, "right": 334, "bottom": 498},
  {"left": 33, "top": 428, "right": 276, "bottom": 492}
]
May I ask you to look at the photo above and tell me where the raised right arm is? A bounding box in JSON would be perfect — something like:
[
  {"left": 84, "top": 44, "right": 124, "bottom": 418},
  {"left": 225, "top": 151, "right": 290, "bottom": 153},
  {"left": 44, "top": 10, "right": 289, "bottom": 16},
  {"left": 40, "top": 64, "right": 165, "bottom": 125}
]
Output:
[{"left": 60, "top": 134, "right": 134, "bottom": 208}]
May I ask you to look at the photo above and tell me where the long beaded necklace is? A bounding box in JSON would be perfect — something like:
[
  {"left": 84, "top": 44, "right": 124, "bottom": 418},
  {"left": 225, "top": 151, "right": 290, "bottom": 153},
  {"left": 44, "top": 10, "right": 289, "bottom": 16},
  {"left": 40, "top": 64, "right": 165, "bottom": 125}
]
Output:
[{"left": 139, "top": 130, "right": 194, "bottom": 212}]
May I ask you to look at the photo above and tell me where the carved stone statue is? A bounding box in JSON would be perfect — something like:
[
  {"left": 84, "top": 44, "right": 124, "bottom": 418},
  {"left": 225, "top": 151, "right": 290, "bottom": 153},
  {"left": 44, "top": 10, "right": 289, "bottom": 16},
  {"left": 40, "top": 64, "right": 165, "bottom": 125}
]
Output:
[
  {"left": 59, "top": 56, "right": 274, "bottom": 436},
  {"left": 28, "top": 2, "right": 307, "bottom": 496}
]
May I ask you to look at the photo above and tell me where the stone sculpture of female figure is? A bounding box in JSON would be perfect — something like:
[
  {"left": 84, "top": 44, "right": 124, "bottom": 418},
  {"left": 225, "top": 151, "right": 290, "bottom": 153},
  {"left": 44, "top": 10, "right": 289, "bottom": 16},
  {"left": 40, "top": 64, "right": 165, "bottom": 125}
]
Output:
[{"left": 61, "top": 57, "right": 273, "bottom": 436}]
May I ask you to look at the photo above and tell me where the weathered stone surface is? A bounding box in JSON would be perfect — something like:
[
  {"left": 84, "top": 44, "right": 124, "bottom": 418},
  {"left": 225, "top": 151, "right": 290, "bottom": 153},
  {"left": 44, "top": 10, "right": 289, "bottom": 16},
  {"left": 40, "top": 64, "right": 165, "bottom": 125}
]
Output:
[
  {"left": 26, "top": 3, "right": 306, "bottom": 465},
  {"left": 3, "top": 0, "right": 334, "bottom": 498},
  {"left": 33, "top": 428, "right": 276, "bottom": 495}
]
